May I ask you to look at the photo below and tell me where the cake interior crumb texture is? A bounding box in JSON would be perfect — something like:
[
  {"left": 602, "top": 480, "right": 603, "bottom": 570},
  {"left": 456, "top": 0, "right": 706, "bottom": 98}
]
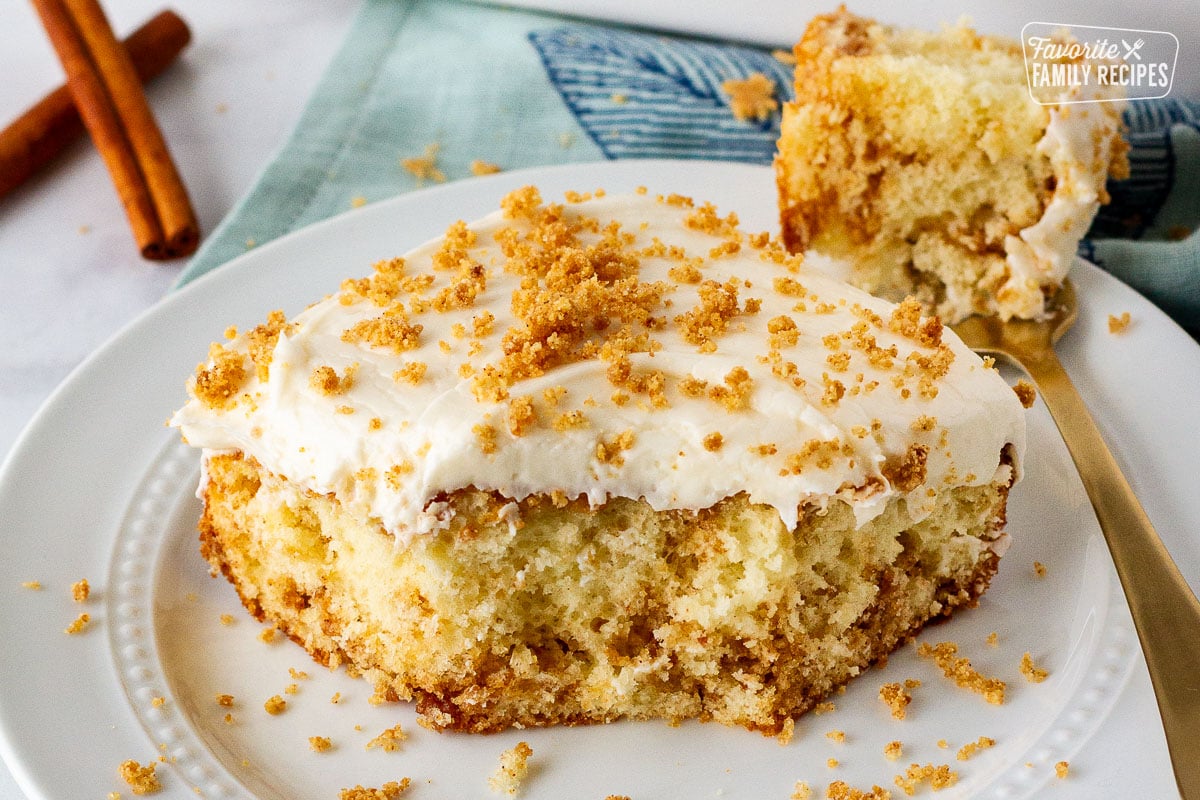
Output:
[
  {"left": 775, "top": 9, "right": 1127, "bottom": 322},
  {"left": 199, "top": 449, "right": 1012, "bottom": 735}
]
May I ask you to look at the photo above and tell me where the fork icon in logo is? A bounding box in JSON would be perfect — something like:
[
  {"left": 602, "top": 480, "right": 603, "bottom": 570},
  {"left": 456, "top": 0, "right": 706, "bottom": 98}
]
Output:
[{"left": 1121, "top": 38, "right": 1146, "bottom": 60}]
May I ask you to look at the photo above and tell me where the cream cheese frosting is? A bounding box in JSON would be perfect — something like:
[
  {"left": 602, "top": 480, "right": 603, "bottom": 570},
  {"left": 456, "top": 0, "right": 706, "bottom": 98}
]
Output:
[
  {"left": 1002, "top": 85, "right": 1126, "bottom": 320},
  {"left": 172, "top": 188, "right": 1026, "bottom": 544}
]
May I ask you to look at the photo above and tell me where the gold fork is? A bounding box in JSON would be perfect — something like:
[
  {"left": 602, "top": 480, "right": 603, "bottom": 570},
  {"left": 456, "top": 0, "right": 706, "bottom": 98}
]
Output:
[{"left": 953, "top": 281, "right": 1200, "bottom": 798}]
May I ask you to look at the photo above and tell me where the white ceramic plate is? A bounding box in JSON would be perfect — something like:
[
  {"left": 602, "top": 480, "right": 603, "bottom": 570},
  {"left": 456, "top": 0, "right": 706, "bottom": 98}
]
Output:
[{"left": 0, "top": 161, "right": 1195, "bottom": 800}]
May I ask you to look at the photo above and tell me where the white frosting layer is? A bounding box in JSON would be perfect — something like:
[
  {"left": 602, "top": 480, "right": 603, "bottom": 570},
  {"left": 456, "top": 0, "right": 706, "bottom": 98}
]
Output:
[
  {"left": 1003, "top": 87, "right": 1125, "bottom": 318},
  {"left": 172, "top": 191, "right": 1025, "bottom": 543}
]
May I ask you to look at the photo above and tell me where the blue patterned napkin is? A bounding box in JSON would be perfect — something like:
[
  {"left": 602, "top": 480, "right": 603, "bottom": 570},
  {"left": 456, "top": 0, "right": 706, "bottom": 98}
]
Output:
[{"left": 178, "top": 0, "right": 1200, "bottom": 337}]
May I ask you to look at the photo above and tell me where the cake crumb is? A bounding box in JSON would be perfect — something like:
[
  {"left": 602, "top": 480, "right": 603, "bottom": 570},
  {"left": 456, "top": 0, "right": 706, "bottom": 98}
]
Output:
[
  {"left": 986, "top": 632, "right": 999, "bottom": 647},
  {"left": 722, "top": 72, "right": 778, "bottom": 121},
  {"left": 289, "top": 667, "right": 310, "bottom": 680},
  {"left": 884, "top": 741, "right": 903, "bottom": 761},
  {"left": 1107, "top": 312, "right": 1131, "bottom": 334},
  {"left": 263, "top": 695, "right": 287, "bottom": 715},
  {"left": 776, "top": 717, "right": 796, "bottom": 745},
  {"left": 936, "top": 739, "right": 948, "bottom": 749},
  {"left": 394, "top": 361, "right": 427, "bottom": 385},
  {"left": 1033, "top": 561, "right": 1047, "bottom": 577},
  {"left": 827, "top": 758, "right": 839, "bottom": 768},
  {"left": 826, "top": 781, "right": 891, "bottom": 800},
  {"left": 773, "top": 48, "right": 797, "bottom": 65},
  {"left": 366, "top": 723, "right": 408, "bottom": 752},
  {"left": 21, "top": 581, "right": 41, "bottom": 590},
  {"left": 309, "top": 736, "right": 333, "bottom": 753},
  {"left": 331, "top": 692, "right": 342, "bottom": 704},
  {"left": 790, "top": 781, "right": 812, "bottom": 800},
  {"left": 118, "top": 760, "right": 161, "bottom": 795},
  {"left": 65, "top": 613, "right": 90, "bottom": 634},
  {"left": 879, "top": 682, "right": 914, "bottom": 720},
  {"left": 813, "top": 701, "right": 836, "bottom": 715},
  {"left": 259, "top": 626, "right": 278, "bottom": 643},
  {"left": 151, "top": 697, "right": 165, "bottom": 708},
  {"left": 1012, "top": 380, "right": 1037, "bottom": 409},
  {"left": 956, "top": 736, "right": 996, "bottom": 761},
  {"left": 1019, "top": 652, "right": 1049, "bottom": 683},
  {"left": 471, "top": 160, "right": 502, "bottom": 176},
  {"left": 893, "top": 763, "right": 957, "bottom": 796},
  {"left": 310, "top": 363, "right": 357, "bottom": 396},
  {"left": 71, "top": 578, "right": 90, "bottom": 602},
  {"left": 826, "top": 730, "right": 846, "bottom": 743},
  {"left": 215, "top": 694, "right": 234, "bottom": 707},
  {"left": 219, "top": 613, "right": 234, "bottom": 625},
  {"left": 402, "top": 143, "right": 446, "bottom": 185},
  {"left": 351, "top": 196, "right": 367, "bottom": 209},
  {"left": 917, "top": 641, "right": 1005, "bottom": 704},
  {"left": 338, "top": 779, "right": 411, "bottom": 800},
  {"left": 1054, "top": 760, "right": 1070, "bottom": 779},
  {"left": 284, "top": 683, "right": 299, "bottom": 695},
  {"left": 488, "top": 741, "right": 533, "bottom": 796}
]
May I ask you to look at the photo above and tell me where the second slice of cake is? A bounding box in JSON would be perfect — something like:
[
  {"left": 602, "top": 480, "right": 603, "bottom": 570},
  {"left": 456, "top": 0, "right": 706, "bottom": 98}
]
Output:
[
  {"left": 173, "top": 187, "right": 1026, "bottom": 735},
  {"left": 775, "top": 9, "right": 1128, "bottom": 323}
]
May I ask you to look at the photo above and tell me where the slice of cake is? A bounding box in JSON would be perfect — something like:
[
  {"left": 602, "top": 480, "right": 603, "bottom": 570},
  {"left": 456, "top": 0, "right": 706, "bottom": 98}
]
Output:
[
  {"left": 172, "top": 187, "right": 1025, "bottom": 735},
  {"left": 775, "top": 9, "right": 1128, "bottom": 322}
]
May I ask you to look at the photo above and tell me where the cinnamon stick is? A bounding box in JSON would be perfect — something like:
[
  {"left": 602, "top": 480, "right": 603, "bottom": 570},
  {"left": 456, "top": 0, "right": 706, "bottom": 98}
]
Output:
[
  {"left": 30, "top": 0, "right": 199, "bottom": 259},
  {"left": 0, "top": 10, "right": 190, "bottom": 202}
]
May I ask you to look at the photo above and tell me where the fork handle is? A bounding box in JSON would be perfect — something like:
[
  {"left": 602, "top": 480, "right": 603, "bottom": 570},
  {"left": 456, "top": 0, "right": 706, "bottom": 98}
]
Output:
[{"left": 1027, "top": 350, "right": 1200, "bottom": 798}]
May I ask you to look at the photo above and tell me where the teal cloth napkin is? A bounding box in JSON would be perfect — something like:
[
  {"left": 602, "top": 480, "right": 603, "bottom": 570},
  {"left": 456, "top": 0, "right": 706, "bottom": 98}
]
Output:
[{"left": 177, "top": 0, "right": 1200, "bottom": 338}]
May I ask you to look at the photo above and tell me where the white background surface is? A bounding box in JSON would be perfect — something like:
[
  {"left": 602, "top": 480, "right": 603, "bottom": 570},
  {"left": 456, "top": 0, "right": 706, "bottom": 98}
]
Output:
[
  {"left": 0, "top": 2, "right": 1191, "bottom": 798},
  {"left": 0, "top": 2, "right": 355, "bottom": 796}
]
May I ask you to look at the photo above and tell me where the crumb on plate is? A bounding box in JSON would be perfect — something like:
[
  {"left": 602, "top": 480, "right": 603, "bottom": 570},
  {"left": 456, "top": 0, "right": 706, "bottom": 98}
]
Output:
[
  {"left": 366, "top": 723, "right": 408, "bottom": 752},
  {"left": 826, "top": 780, "right": 891, "bottom": 799},
  {"left": 879, "top": 681, "right": 914, "bottom": 720},
  {"left": 893, "top": 762, "right": 957, "bottom": 796},
  {"left": 488, "top": 741, "right": 533, "bottom": 796},
  {"left": 776, "top": 716, "right": 796, "bottom": 745},
  {"left": 1019, "top": 652, "right": 1049, "bottom": 683},
  {"left": 917, "top": 641, "right": 1006, "bottom": 704},
  {"left": 72, "top": 578, "right": 90, "bottom": 602},
  {"left": 956, "top": 736, "right": 996, "bottom": 761},
  {"left": 1107, "top": 312, "right": 1131, "bottom": 334},
  {"left": 118, "top": 760, "right": 161, "bottom": 795},
  {"left": 338, "top": 779, "right": 410, "bottom": 799}
]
